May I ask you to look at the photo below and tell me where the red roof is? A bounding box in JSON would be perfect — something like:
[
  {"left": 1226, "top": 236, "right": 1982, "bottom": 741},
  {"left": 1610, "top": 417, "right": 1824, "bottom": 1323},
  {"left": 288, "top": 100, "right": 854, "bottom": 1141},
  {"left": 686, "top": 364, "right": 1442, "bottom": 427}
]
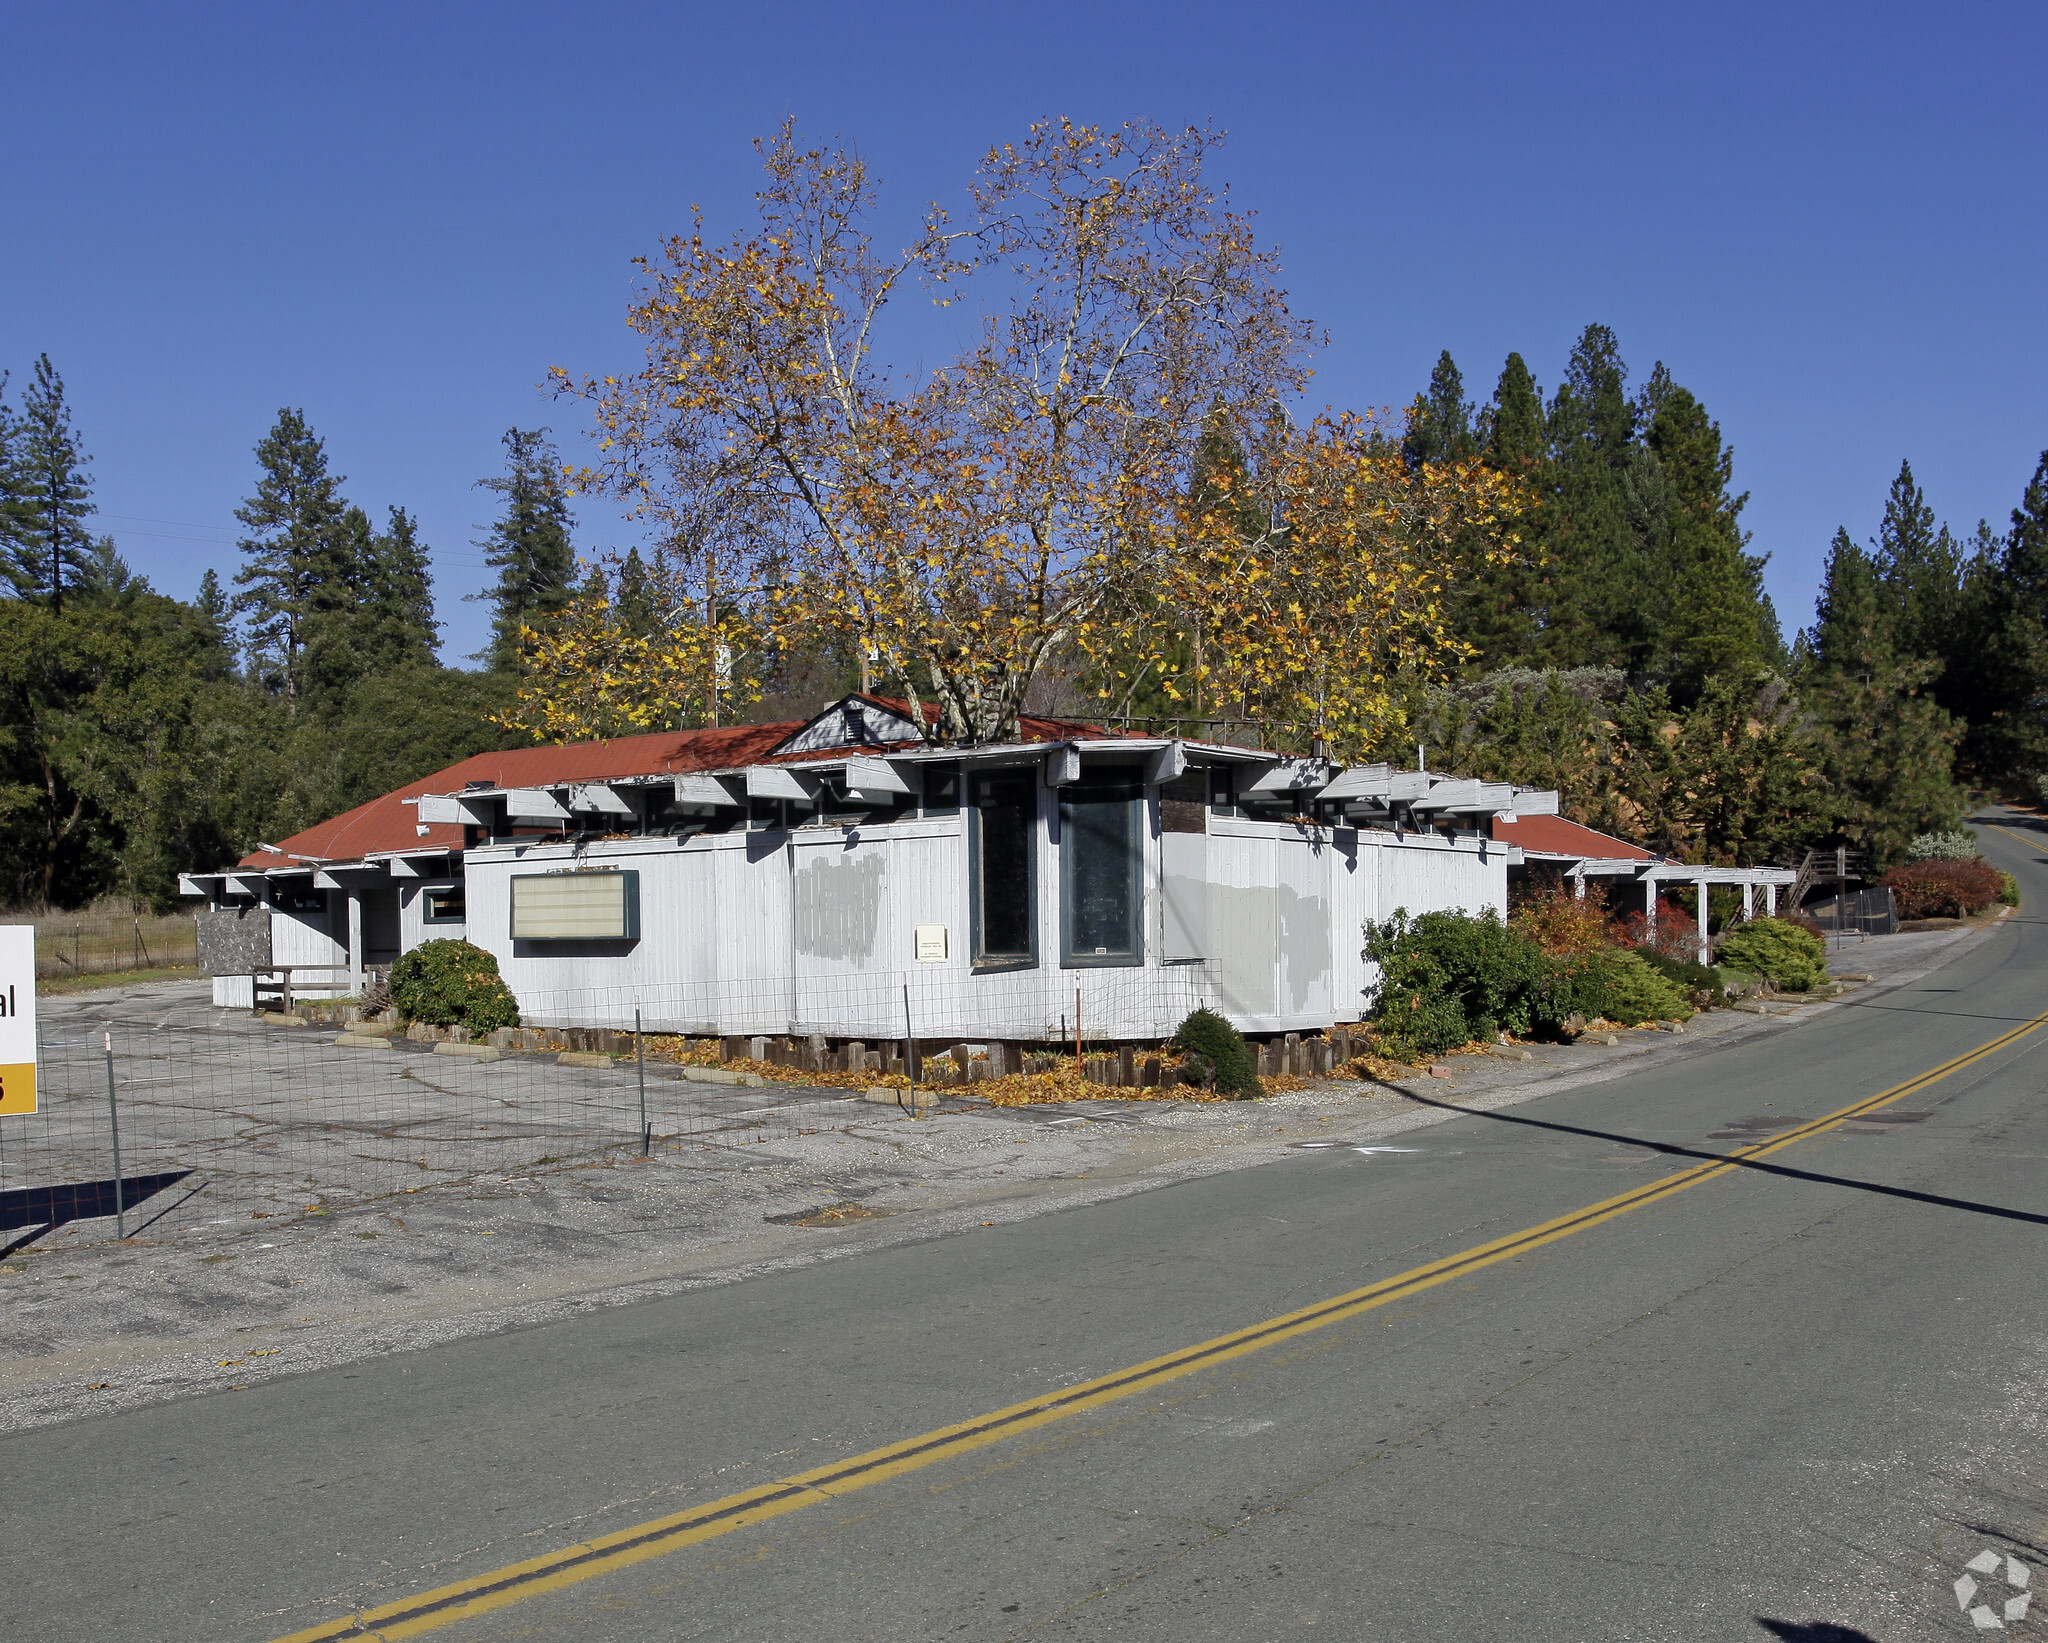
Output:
[
  {"left": 236, "top": 695, "right": 1126, "bottom": 869},
  {"left": 1491, "top": 814, "right": 1652, "bottom": 862}
]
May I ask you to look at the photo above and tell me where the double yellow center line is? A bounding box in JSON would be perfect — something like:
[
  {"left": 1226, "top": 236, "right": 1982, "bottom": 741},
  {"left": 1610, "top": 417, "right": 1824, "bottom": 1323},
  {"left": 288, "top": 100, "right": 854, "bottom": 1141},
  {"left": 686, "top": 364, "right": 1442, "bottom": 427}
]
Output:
[{"left": 275, "top": 1000, "right": 2048, "bottom": 1642}]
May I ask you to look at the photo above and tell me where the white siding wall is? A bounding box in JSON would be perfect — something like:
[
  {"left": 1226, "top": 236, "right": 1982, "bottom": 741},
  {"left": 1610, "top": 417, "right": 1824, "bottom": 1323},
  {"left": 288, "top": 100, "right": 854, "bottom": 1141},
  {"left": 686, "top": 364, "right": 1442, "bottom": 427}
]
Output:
[{"left": 450, "top": 800, "right": 1506, "bottom": 1041}]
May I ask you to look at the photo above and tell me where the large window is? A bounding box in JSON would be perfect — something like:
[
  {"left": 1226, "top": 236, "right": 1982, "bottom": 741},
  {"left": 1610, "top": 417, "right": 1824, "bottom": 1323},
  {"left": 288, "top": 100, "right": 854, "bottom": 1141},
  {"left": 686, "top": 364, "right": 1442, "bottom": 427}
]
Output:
[
  {"left": 511, "top": 871, "right": 640, "bottom": 941},
  {"left": 1060, "top": 777, "right": 1144, "bottom": 967},
  {"left": 969, "top": 769, "right": 1036, "bottom": 968}
]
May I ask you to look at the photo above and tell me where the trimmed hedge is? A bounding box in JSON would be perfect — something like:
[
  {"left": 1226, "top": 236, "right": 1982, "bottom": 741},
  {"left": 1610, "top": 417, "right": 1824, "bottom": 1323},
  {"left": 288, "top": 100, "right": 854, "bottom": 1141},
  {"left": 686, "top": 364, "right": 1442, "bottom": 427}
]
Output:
[
  {"left": 1713, "top": 917, "right": 1827, "bottom": 991},
  {"left": 1544, "top": 949, "right": 1694, "bottom": 1027},
  {"left": 1881, "top": 858, "right": 2004, "bottom": 920},
  {"left": 1172, "top": 1007, "right": 1261, "bottom": 1099},
  {"left": 389, "top": 938, "right": 520, "bottom": 1034}
]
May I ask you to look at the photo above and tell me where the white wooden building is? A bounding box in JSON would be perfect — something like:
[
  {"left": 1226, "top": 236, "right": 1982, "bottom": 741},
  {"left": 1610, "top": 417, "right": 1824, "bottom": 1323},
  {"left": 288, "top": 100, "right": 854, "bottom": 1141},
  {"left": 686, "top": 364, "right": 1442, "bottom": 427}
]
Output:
[{"left": 182, "top": 696, "right": 1560, "bottom": 1044}]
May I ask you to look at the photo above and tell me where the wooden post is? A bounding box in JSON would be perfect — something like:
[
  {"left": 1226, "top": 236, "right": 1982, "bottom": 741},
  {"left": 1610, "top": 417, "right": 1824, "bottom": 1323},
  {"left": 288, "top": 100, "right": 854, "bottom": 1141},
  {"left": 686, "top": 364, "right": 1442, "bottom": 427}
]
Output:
[
  {"left": 1742, "top": 882, "right": 1754, "bottom": 921},
  {"left": 1766, "top": 883, "right": 1778, "bottom": 916},
  {"left": 346, "top": 889, "right": 365, "bottom": 998},
  {"left": 1695, "top": 882, "right": 1710, "bottom": 966}
]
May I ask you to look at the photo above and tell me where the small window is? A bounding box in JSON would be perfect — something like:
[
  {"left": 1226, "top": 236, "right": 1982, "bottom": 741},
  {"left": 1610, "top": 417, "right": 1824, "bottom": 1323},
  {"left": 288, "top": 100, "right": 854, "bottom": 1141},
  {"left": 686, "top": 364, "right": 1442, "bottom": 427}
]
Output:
[
  {"left": 1061, "top": 778, "right": 1144, "bottom": 967},
  {"left": 969, "top": 768, "right": 1036, "bottom": 968},
  {"left": 421, "top": 885, "right": 466, "bottom": 924},
  {"left": 921, "top": 763, "right": 961, "bottom": 817},
  {"left": 747, "top": 796, "right": 785, "bottom": 832},
  {"left": 1160, "top": 770, "right": 1207, "bottom": 835},
  {"left": 272, "top": 883, "right": 324, "bottom": 914},
  {"left": 1208, "top": 765, "right": 1240, "bottom": 818}
]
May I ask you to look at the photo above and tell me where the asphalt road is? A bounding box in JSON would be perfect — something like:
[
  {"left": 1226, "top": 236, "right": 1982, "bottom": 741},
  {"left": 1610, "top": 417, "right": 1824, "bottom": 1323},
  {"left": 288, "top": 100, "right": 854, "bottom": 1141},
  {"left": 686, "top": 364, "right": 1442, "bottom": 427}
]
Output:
[{"left": 10, "top": 818, "right": 2048, "bottom": 1643}]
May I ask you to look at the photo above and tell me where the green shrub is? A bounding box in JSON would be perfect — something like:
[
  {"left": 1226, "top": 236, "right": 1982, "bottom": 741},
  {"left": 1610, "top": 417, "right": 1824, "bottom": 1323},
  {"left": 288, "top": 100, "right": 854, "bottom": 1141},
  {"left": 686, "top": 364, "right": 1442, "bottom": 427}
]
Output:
[
  {"left": 388, "top": 938, "right": 520, "bottom": 1033},
  {"left": 1632, "top": 948, "right": 1720, "bottom": 998},
  {"left": 1365, "top": 908, "right": 1553, "bottom": 1060},
  {"left": 1171, "top": 1007, "right": 1261, "bottom": 1098},
  {"left": 1999, "top": 870, "right": 2021, "bottom": 906},
  {"left": 1542, "top": 949, "right": 1694, "bottom": 1026},
  {"left": 1714, "top": 917, "right": 1827, "bottom": 991}
]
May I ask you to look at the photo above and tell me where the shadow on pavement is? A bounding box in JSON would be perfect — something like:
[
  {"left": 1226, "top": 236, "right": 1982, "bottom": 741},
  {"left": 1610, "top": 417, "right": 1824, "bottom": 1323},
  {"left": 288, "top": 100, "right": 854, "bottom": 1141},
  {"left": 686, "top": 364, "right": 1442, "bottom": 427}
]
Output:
[
  {"left": 1755, "top": 1623, "right": 1881, "bottom": 1642},
  {"left": 0, "top": 1170, "right": 193, "bottom": 1241},
  {"left": 1388, "top": 1088, "right": 2048, "bottom": 1229}
]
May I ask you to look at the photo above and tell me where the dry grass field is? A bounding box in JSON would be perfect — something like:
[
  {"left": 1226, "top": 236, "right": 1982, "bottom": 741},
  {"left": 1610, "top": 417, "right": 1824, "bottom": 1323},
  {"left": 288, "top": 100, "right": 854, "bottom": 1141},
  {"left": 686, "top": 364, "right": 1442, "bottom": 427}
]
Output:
[{"left": 6, "top": 901, "right": 200, "bottom": 980}]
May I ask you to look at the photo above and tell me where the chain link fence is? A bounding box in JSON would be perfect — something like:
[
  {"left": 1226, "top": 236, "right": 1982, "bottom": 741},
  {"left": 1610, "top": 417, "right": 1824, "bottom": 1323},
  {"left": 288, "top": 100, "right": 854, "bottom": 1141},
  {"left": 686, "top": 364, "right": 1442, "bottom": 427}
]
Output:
[{"left": 2, "top": 960, "right": 1316, "bottom": 1255}]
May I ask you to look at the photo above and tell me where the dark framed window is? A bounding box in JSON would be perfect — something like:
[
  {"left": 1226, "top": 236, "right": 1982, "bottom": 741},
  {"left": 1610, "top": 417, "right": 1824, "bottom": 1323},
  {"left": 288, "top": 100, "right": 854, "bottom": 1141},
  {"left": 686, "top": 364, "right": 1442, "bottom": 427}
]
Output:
[
  {"left": 1208, "top": 765, "right": 1240, "bottom": 818},
  {"left": 921, "top": 762, "right": 961, "bottom": 817},
  {"left": 421, "top": 885, "right": 466, "bottom": 923},
  {"left": 969, "top": 768, "right": 1036, "bottom": 968},
  {"left": 747, "top": 796, "right": 786, "bottom": 832},
  {"left": 1060, "top": 777, "right": 1144, "bottom": 967},
  {"left": 272, "top": 883, "right": 325, "bottom": 914}
]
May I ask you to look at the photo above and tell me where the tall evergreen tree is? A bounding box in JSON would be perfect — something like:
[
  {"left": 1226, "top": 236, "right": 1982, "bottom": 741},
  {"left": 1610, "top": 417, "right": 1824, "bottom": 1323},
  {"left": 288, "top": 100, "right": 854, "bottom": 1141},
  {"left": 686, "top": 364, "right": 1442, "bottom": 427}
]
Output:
[
  {"left": 3, "top": 355, "right": 96, "bottom": 610},
  {"left": 1872, "top": 459, "right": 1963, "bottom": 668},
  {"left": 1479, "top": 353, "right": 1546, "bottom": 468},
  {"left": 475, "top": 427, "right": 576, "bottom": 669},
  {"left": 1403, "top": 351, "right": 1476, "bottom": 468},
  {"left": 232, "top": 408, "right": 353, "bottom": 709},
  {"left": 1643, "top": 377, "right": 1779, "bottom": 685},
  {"left": 1536, "top": 324, "right": 1642, "bottom": 669},
  {"left": 1802, "top": 524, "right": 1963, "bottom": 861},
  {"left": 363, "top": 506, "right": 439, "bottom": 669}
]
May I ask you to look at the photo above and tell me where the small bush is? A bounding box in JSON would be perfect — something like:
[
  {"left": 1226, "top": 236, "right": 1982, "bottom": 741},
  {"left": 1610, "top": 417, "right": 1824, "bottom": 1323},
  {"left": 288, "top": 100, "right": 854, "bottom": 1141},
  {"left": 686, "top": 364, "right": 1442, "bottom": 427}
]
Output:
[
  {"left": 1172, "top": 1007, "right": 1261, "bottom": 1099},
  {"left": 1632, "top": 947, "right": 1721, "bottom": 1000},
  {"left": 389, "top": 938, "right": 520, "bottom": 1033},
  {"left": 1714, "top": 917, "right": 1827, "bottom": 991},
  {"left": 1510, "top": 886, "right": 1610, "bottom": 956},
  {"left": 1881, "top": 858, "right": 2004, "bottom": 920},
  {"left": 1610, "top": 899, "right": 1703, "bottom": 963},
  {"left": 1999, "top": 870, "right": 2021, "bottom": 906},
  {"left": 1365, "top": 909, "right": 1552, "bottom": 1061},
  {"left": 1542, "top": 949, "right": 1694, "bottom": 1027},
  {"left": 1907, "top": 830, "right": 1980, "bottom": 862}
]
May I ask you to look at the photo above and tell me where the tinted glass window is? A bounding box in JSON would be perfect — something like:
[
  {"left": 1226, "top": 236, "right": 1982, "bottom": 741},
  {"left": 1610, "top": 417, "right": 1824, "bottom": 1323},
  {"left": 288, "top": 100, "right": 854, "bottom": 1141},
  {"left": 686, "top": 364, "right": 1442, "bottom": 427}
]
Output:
[
  {"left": 922, "top": 763, "right": 961, "bottom": 817},
  {"left": 971, "top": 769, "right": 1035, "bottom": 965},
  {"left": 1061, "top": 780, "right": 1143, "bottom": 966}
]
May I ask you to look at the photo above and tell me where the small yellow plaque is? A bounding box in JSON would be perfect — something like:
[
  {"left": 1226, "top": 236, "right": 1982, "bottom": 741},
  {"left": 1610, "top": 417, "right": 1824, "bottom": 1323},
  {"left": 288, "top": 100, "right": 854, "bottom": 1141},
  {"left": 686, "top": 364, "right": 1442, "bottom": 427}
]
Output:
[
  {"left": 913, "top": 924, "right": 949, "bottom": 963},
  {"left": 0, "top": 1062, "right": 35, "bottom": 1116}
]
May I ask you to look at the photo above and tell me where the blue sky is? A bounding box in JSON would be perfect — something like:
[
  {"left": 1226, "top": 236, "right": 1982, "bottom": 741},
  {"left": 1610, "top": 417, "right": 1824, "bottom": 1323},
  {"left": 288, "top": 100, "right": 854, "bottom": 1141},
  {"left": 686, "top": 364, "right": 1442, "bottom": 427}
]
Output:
[{"left": 2, "top": 2, "right": 2043, "bottom": 663}]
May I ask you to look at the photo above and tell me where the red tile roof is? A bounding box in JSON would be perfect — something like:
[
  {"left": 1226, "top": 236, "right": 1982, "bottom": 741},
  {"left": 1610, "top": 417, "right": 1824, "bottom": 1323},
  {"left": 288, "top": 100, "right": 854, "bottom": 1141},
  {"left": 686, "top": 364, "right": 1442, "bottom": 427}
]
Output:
[
  {"left": 234, "top": 695, "right": 1126, "bottom": 869},
  {"left": 1492, "top": 814, "right": 1652, "bottom": 862},
  {"left": 238, "top": 719, "right": 806, "bottom": 867}
]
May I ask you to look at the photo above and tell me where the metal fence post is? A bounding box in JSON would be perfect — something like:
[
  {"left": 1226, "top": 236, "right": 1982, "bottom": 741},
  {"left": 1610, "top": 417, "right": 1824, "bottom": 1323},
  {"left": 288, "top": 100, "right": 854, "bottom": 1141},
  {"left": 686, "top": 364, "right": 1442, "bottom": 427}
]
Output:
[
  {"left": 636, "top": 1007, "right": 649, "bottom": 1155},
  {"left": 902, "top": 983, "right": 918, "bottom": 1101},
  {"left": 103, "top": 1031, "right": 126, "bottom": 1238}
]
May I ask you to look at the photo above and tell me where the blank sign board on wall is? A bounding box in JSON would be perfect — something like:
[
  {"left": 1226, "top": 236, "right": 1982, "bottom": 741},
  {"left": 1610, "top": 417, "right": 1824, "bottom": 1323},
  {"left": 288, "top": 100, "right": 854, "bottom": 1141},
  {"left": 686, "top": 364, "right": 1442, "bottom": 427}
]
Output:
[{"left": 511, "top": 871, "right": 641, "bottom": 941}]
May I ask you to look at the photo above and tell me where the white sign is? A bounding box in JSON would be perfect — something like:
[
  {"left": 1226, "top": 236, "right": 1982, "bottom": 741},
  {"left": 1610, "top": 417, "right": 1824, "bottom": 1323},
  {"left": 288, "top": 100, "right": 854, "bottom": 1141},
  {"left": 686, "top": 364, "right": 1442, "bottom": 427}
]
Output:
[
  {"left": 913, "top": 924, "right": 949, "bottom": 963},
  {"left": 0, "top": 926, "right": 35, "bottom": 1115}
]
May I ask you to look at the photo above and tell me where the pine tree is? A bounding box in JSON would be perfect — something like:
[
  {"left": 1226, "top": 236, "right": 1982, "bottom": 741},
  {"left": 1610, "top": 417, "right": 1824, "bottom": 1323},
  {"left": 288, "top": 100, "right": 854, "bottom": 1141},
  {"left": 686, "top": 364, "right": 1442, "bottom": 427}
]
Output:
[
  {"left": 3, "top": 355, "right": 96, "bottom": 610},
  {"left": 1403, "top": 351, "right": 1475, "bottom": 468},
  {"left": 1808, "top": 528, "right": 1892, "bottom": 677},
  {"left": 1643, "top": 378, "right": 1779, "bottom": 687},
  {"left": 1479, "top": 354, "right": 1545, "bottom": 469},
  {"left": 1802, "top": 524, "right": 1963, "bottom": 861},
  {"left": 232, "top": 409, "right": 353, "bottom": 708},
  {"left": 475, "top": 428, "right": 576, "bottom": 669},
  {"left": 1872, "top": 460, "right": 1962, "bottom": 668},
  {"left": 363, "top": 506, "right": 438, "bottom": 668},
  {"left": 197, "top": 567, "right": 229, "bottom": 628},
  {"left": 1538, "top": 325, "right": 1642, "bottom": 669},
  {"left": 75, "top": 535, "right": 144, "bottom": 603}
]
